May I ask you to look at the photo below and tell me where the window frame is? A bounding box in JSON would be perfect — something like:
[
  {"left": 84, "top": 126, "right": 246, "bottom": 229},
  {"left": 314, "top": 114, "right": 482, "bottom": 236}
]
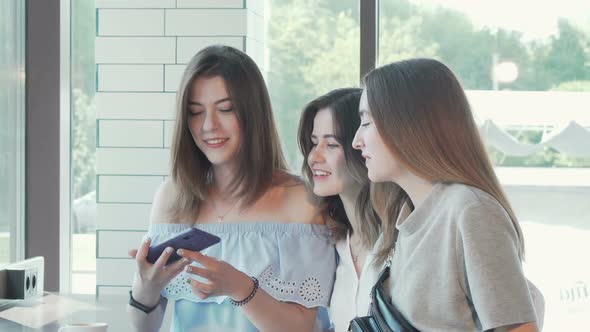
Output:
[
  {"left": 4, "top": 0, "right": 27, "bottom": 265},
  {"left": 26, "top": 0, "right": 70, "bottom": 292},
  {"left": 360, "top": 0, "right": 378, "bottom": 81}
]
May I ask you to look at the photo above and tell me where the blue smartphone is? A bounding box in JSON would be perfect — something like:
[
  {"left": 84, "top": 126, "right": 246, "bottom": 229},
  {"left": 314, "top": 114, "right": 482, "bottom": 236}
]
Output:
[{"left": 146, "top": 228, "right": 221, "bottom": 265}]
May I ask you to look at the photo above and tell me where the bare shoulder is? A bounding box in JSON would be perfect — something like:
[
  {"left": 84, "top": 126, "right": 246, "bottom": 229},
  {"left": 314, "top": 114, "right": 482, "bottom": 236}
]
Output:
[
  {"left": 272, "top": 175, "right": 324, "bottom": 225},
  {"left": 149, "top": 178, "right": 180, "bottom": 224}
]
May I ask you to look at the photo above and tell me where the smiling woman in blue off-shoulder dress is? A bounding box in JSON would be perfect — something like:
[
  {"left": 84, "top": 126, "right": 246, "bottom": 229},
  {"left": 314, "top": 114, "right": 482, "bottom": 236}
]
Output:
[{"left": 126, "top": 45, "right": 335, "bottom": 332}]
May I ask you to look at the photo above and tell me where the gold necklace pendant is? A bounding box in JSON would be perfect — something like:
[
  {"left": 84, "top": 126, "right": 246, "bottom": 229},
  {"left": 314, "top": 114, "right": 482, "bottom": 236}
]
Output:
[
  {"left": 350, "top": 235, "right": 364, "bottom": 265},
  {"left": 211, "top": 195, "right": 240, "bottom": 224}
]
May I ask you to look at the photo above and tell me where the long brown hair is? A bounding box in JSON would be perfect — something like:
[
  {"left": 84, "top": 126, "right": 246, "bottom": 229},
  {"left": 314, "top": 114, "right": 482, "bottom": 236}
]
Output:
[
  {"left": 364, "top": 58, "right": 525, "bottom": 259},
  {"left": 170, "top": 45, "right": 288, "bottom": 222},
  {"left": 298, "top": 88, "right": 381, "bottom": 253}
]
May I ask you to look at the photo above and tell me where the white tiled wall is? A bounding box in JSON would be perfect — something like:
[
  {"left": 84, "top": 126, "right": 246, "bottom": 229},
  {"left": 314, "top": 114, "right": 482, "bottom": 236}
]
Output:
[
  {"left": 98, "top": 65, "right": 164, "bottom": 91},
  {"left": 96, "top": 0, "right": 176, "bottom": 8},
  {"left": 164, "top": 65, "right": 187, "bottom": 92},
  {"left": 97, "top": 93, "right": 175, "bottom": 119},
  {"left": 165, "top": 9, "right": 248, "bottom": 36},
  {"left": 96, "top": 148, "right": 169, "bottom": 174},
  {"left": 96, "top": 203, "right": 152, "bottom": 230},
  {"left": 95, "top": 0, "right": 265, "bottom": 292},
  {"left": 98, "top": 231, "right": 145, "bottom": 258},
  {"left": 176, "top": 0, "right": 243, "bottom": 9},
  {"left": 98, "top": 176, "right": 164, "bottom": 203},
  {"left": 164, "top": 121, "right": 175, "bottom": 148},
  {"left": 96, "top": 37, "right": 176, "bottom": 64},
  {"left": 176, "top": 36, "right": 243, "bottom": 63},
  {"left": 98, "top": 9, "right": 165, "bottom": 36},
  {"left": 98, "top": 121, "right": 165, "bottom": 147}
]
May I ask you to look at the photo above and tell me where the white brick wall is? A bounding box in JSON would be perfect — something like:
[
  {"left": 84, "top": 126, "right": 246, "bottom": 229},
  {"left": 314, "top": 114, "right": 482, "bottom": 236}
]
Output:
[
  {"left": 96, "top": 37, "right": 176, "bottom": 64},
  {"left": 96, "top": 203, "right": 152, "bottom": 230},
  {"left": 164, "top": 65, "right": 186, "bottom": 92},
  {"left": 96, "top": 0, "right": 176, "bottom": 8},
  {"left": 98, "top": 9, "right": 165, "bottom": 36},
  {"left": 95, "top": 0, "right": 265, "bottom": 290},
  {"left": 97, "top": 93, "right": 175, "bottom": 119},
  {"left": 98, "top": 65, "right": 164, "bottom": 91},
  {"left": 98, "top": 231, "right": 145, "bottom": 258},
  {"left": 98, "top": 121, "right": 165, "bottom": 147},
  {"left": 165, "top": 9, "right": 248, "bottom": 36},
  {"left": 98, "top": 176, "right": 164, "bottom": 203},
  {"left": 176, "top": 36, "right": 243, "bottom": 64},
  {"left": 96, "top": 148, "right": 169, "bottom": 174},
  {"left": 164, "top": 121, "right": 175, "bottom": 148},
  {"left": 176, "top": 0, "right": 243, "bottom": 9}
]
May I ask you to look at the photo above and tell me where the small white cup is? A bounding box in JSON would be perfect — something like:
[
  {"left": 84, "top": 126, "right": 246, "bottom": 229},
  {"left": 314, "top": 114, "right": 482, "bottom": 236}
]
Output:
[{"left": 58, "top": 322, "right": 108, "bottom": 332}]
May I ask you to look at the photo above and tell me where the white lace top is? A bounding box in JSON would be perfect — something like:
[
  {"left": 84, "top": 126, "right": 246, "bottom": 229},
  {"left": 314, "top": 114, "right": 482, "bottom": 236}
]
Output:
[{"left": 329, "top": 232, "right": 383, "bottom": 332}]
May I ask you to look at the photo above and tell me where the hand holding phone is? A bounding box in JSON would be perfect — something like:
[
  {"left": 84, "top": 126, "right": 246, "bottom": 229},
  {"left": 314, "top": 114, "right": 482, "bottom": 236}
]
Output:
[{"left": 146, "top": 228, "right": 221, "bottom": 265}]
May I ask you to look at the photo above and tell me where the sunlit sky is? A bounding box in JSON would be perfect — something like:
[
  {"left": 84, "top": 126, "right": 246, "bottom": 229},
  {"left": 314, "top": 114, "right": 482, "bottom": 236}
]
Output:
[{"left": 413, "top": 0, "right": 590, "bottom": 40}]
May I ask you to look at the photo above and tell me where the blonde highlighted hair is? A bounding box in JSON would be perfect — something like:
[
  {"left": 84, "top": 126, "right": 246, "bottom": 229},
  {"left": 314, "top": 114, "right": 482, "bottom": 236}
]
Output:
[{"left": 298, "top": 88, "right": 380, "bottom": 250}]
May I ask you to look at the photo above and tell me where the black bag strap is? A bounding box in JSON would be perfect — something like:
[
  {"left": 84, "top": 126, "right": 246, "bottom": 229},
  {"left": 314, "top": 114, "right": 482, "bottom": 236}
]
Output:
[
  {"left": 366, "top": 247, "right": 420, "bottom": 332},
  {"left": 364, "top": 244, "right": 394, "bottom": 316}
]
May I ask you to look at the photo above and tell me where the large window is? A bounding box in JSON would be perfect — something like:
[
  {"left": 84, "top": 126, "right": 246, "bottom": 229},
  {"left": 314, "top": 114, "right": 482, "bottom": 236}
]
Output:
[
  {"left": 0, "top": 0, "right": 26, "bottom": 265},
  {"left": 266, "top": 0, "right": 360, "bottom": 169},
  {"left": 63, "top": 4, "right": 590, "bottom": 321},
  {"left": 379, "top": 0, "right": 590, "bottom": 329}
]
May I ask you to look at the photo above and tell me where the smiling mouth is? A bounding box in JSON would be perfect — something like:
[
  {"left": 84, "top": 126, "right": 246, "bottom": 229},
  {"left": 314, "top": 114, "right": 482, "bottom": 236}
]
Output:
[
  {"left": 312, "top": 169, "right": 332, "bottom": 180},
  {"left": 204, "top": 138, "right": 229, "bottom": 147}
]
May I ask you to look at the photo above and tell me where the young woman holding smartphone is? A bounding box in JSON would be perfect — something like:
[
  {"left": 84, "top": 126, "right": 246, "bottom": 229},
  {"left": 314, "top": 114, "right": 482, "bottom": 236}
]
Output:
[{"left": 127, "top": 45, "right": 335, "bottom": 332}]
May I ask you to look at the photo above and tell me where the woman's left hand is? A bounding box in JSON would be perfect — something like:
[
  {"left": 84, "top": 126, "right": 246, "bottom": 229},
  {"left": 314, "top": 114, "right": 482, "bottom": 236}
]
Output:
[{"left": 177, "top": 249, "right": 254, "bottom": 301}]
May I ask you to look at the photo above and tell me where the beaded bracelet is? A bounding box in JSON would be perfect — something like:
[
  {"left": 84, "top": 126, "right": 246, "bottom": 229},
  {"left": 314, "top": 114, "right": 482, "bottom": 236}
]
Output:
[{"left": 229, "top": 276, "right": 259, "bottom": 306}]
